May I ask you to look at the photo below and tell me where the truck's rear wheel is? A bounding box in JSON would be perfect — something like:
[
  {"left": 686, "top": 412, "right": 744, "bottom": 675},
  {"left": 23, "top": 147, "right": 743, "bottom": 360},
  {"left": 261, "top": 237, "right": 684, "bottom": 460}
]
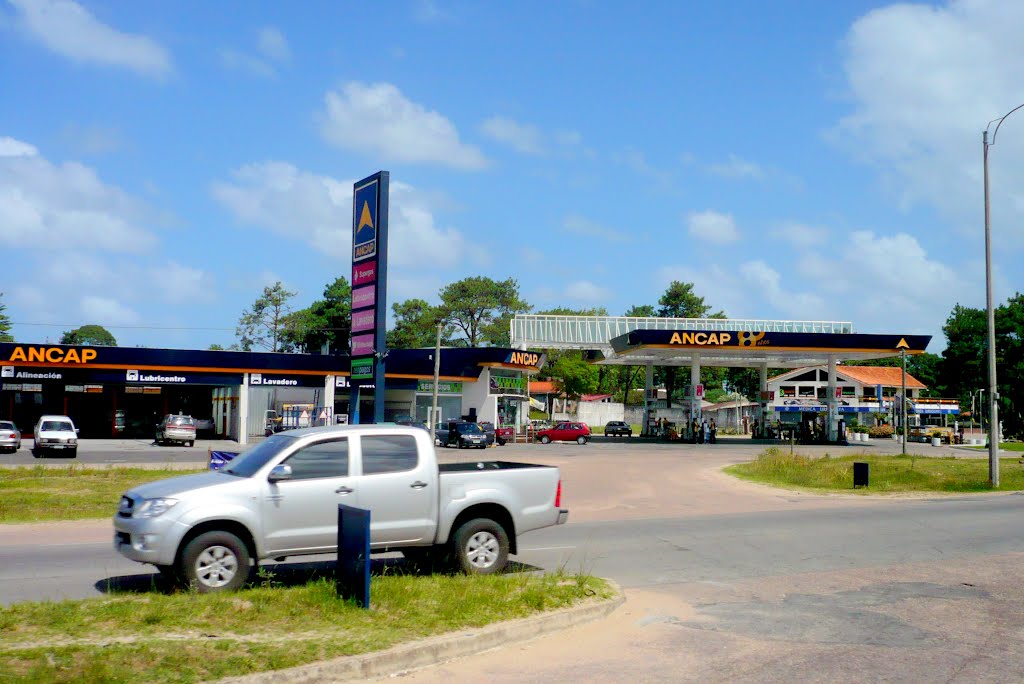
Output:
[
  {"left": 452, "top": 518, "right": 509, "bottom": 575},
  {"left": 180, "top": 530, "right": 250, "bottom": 593}
]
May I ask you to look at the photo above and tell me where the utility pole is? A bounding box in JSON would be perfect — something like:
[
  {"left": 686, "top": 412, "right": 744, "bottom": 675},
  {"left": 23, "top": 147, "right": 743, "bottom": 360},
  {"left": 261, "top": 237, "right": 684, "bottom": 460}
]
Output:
[
  {"left": 429, "top": 323, "right": 441, "bottom": 445},
  {"left": 901, "top": 348, "right": 907, "bottom": 456}
]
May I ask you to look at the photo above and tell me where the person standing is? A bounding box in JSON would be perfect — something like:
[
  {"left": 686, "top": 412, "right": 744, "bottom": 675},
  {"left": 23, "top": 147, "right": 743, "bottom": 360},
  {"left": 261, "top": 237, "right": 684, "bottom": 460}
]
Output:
[{"left": 710, "top": 419, "right": 717, "bottom": 444}]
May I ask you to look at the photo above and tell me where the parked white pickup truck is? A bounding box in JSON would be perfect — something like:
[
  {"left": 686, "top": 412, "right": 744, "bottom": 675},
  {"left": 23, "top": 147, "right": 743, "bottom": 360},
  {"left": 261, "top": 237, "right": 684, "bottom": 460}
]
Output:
[{"left": 114, "top": 424, "right": 568, "bottom": 592}]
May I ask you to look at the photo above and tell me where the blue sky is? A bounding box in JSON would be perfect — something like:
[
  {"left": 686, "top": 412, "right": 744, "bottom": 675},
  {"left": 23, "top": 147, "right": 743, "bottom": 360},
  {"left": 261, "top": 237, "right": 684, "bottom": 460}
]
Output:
[{"left": 1, "top": 0, "right": 1021, "bottom": 351}]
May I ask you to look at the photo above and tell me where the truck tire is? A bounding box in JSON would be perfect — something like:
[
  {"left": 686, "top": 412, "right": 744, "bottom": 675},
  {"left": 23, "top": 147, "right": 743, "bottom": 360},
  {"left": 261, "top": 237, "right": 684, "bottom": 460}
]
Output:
[
  {"left": 180, "top": 530, "right": 250, "bottom": 593},
  {"left": 452, "top": 518, "right": 509, "bottom": 575}
]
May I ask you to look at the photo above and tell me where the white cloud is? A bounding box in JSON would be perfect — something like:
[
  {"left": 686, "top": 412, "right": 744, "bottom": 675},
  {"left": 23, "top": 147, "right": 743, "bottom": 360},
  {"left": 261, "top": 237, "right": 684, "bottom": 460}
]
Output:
[
  {"left": 565, "top": 280, "right": 612, "bottom": 304},
  {"left": 0, "top": 136, "right": 38, "bottom": 157},
  {"left": 80, "top": 295, "right": 140, "bottom": 325},
  {"left": 318, "top": 82, "right": 488, "bottom": 170},
  {"left": 9, "top": 0, "right": 172, "bottom": 77},
  {"left": 211, "top": 161, "right": 476, "bottom": 269},
  {"left": 562, "top": 214, "right": 623, "bottom": 242},
  {"left": 480, "top": 116, "right": 545, "bottom": 155},
  {"left": 60, "top": 123, "right": 123, "bottom": 155},
  {"left": 220, "top": 48, "right": 276, "bottom": 79},
  {"left": 835, "top": 0, "right": 1024, "bottom": 244},
  {"left": 0, "top": 136, "right": 157, "bottom": 251},
  {"left": 221, "top": 26, "right": 290, "bottom": 79},
  {"left": 739, "top": 260, "right": 827, "bottom": 318},
  {"left": 615, "top": 146, "right": 673, "bottom": 187},
  {"left": 686, "top": 210, "right": 739, "bottom": 244},
  {"left": 770, "top": 221, "right": 828, "bottom": 247},
  {"left": 257, "top": 26, "right": 289, "bottom": 61},
  {"left": 708, "top": 154, "right": 765, "bottom": 180}
]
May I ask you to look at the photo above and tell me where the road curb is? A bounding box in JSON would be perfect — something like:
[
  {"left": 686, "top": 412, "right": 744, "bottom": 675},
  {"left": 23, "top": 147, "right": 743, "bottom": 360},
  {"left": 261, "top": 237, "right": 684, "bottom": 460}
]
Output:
[{"left": 212, "top": 581, "right": 625, "bottom": 684}]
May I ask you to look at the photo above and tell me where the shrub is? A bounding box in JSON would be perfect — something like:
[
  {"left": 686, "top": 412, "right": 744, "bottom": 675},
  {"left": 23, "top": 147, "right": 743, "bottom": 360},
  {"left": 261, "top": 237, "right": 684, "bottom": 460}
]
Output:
[{"left": 869, "top": 425, "right": 894, "bottom": 438}]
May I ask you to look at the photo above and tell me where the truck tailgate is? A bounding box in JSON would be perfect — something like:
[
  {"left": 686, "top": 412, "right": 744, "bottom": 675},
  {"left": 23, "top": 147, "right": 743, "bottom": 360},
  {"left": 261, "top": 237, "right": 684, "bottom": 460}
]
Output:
[{"left": 438, "top": 461, "right": 565, "bottom": 538}]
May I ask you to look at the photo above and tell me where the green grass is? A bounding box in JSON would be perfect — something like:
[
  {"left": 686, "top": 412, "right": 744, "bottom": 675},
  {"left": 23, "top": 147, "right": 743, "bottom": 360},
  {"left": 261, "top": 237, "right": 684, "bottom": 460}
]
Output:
[
  {"left": 0, "top": 572, "right": 613, "bottom": 683},
  {"left": 725, "top": 447, "right": 1024, "bottom": 493},
  {"left": 963, "top": 442, "right": 1024, "bottom": 452},
  {"left": 0, "top": 467, "right": 204, "bottom": 523}
]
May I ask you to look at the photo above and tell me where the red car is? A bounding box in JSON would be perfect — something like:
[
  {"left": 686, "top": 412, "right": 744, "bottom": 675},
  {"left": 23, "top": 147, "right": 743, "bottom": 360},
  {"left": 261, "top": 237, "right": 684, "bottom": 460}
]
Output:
[{"left": 535, "top": 421, "right": 590, "bottom": 445}]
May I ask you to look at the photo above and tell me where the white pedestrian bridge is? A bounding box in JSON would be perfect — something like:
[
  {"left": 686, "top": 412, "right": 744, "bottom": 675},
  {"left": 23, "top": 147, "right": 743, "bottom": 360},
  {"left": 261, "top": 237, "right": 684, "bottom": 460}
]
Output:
[{"left": 511, "top": 314, "right": 854, "bottom": 352}]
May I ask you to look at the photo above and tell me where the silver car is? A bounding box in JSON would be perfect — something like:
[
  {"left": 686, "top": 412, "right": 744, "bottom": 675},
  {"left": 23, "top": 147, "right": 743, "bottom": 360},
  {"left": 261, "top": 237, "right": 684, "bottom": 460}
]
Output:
[
  {"left": 155, "top": 414, "right": 197, "bottom": 447},
  {"left": 0, "top": 420, "right": 21, "bottom": 453}
]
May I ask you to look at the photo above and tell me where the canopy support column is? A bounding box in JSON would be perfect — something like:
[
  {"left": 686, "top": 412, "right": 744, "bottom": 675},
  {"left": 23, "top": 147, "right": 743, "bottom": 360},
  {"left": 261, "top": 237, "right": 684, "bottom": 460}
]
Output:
[{"left": 827, "top": 356, "right": 838, "bottom": 442}]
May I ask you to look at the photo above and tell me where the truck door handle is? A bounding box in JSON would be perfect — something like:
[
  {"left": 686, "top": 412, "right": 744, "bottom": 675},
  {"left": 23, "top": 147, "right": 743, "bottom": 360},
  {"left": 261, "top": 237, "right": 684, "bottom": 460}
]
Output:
[
  {"left": 335, "top": 486, "right": 353, "bottom": 494},
  {"left": 410, "top": 481, "right": 428, "bottom": 490}
]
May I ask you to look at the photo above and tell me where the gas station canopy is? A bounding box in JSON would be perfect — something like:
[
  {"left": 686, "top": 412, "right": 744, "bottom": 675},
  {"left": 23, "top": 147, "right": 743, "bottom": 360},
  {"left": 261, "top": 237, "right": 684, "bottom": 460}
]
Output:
[
  {"left": 600, "top": 329, "right": 932, "bottom": 368},
  {"left": 512, "top": 314, "right": 931, "bottom": 369}
]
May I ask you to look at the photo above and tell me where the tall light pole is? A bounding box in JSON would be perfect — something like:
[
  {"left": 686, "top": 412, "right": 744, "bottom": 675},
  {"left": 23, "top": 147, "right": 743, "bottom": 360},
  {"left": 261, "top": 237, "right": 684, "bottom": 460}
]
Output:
[
  {"left": 901, "top": 348, "right": 907, "bottom": 457},
  {"left": 981, "top": 104, "right": 1023, "bottom": 486}
]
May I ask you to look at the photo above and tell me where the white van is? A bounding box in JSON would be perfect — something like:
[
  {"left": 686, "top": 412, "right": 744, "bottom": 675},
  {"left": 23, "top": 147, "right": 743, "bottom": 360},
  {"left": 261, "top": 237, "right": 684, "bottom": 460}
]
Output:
[{"left": 34, "top": 415, "right": 78, "bottom": 458}]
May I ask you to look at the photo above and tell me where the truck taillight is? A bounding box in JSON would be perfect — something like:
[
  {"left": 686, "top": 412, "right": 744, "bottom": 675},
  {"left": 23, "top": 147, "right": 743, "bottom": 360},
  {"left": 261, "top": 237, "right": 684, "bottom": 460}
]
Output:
[{"left": 555, "top": 480, "right": 562, "bottom": 508}]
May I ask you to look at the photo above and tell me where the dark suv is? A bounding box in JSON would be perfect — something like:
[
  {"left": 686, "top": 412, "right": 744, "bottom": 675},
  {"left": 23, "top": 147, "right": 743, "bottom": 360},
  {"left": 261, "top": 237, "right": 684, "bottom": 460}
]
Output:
[{"left": 604, "top": 421, "right": 632, "bottom": 437}]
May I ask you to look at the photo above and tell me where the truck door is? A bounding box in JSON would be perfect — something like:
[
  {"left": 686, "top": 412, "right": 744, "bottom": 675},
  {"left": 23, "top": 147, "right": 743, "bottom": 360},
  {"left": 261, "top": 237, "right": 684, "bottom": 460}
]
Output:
[
  {"left": 262, "top": 436, "right": 354, "bottom": 555},
  {"left": 353, "top": 433, "right": 436, "bottom": 546}
]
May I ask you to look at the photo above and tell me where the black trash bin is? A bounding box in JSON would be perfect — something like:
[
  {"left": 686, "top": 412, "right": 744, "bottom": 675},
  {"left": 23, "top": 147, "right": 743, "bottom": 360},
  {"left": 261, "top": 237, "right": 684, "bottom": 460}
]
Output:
[{"left": 853, "top": 462, "right": 869, "bottom": 488}]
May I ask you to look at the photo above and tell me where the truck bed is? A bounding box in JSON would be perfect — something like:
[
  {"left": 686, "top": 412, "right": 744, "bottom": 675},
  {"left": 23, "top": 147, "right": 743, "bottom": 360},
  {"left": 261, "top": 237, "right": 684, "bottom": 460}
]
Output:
[{"left": 439, "top": 460, "right": 555, "bottom": 473}]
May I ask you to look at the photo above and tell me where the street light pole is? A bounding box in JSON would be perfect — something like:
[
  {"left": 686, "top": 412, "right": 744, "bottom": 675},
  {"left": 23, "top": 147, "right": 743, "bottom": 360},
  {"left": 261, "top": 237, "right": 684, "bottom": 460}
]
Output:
[
  {"left": 980, "top": 104, "right": 1024, "bottom": 486},
  {"left": 901, "top": 348, "right": 907, "bottom": 457}
]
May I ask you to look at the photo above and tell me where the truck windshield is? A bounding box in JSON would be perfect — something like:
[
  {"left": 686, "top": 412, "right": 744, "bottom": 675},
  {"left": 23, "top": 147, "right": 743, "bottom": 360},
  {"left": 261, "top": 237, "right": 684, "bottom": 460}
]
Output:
[{"left": 221, "top": 434, "right": 297, "bottom": 478}]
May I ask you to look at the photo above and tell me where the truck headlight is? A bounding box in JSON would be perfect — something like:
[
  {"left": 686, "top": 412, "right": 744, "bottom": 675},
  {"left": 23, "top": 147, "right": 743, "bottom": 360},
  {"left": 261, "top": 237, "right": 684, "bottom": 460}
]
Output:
[{"left": 134, "top": 497, "right": 179, "bottom": 518}]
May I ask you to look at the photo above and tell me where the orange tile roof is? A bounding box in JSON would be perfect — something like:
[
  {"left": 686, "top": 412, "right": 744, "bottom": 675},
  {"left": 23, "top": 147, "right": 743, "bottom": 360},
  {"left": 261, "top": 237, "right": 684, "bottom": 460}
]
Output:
[
  {"left": 839, "top": 366, "right": 926, "bottom": 389},
  {"left": 529, "top": 380, "right": 561, "bottom": 394}
]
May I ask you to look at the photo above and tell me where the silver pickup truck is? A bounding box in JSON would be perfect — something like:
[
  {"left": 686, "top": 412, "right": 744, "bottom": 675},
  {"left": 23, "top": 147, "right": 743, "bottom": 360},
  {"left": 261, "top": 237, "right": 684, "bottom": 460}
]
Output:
[{"left": 114, "top": 424, "right": 568, "bottom": 592}]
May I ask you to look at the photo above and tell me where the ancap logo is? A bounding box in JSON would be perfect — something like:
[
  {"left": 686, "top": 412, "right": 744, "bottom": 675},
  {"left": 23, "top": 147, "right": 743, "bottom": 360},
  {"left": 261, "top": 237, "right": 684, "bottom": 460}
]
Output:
[
  {"left": 738, "top": 332, "right": 766, "bottom": 347},
  {"left": 508, "top": 351, "right": 540, "bottom": 366},
  {"left": 8, "top": 346, "right": 98, "bottom": 364},
  {"left": 669, "top": 332, "right": 734, "bottom": 346}
]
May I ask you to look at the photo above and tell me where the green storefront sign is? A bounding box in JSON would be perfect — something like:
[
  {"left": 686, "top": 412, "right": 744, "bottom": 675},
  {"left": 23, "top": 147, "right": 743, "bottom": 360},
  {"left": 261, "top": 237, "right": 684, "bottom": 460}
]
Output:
[
  {"left": 489, "top": 375, "right": 525, "bottom": 394},
  {"left": 417, "top": 380, "right": 463, "bottom": 394},
  {"left": 351, "top": 358, "right": 374, "bottom": 380}
]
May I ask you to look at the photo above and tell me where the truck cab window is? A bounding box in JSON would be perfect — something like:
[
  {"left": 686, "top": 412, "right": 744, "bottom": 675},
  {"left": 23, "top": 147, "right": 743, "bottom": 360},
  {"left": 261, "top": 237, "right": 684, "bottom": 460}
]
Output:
[
  {"left": 284, "top": 439, "right": 349, "bottom": 480},
  {"left": 361, "top": 435, "right": 418, "bottom": 475}
]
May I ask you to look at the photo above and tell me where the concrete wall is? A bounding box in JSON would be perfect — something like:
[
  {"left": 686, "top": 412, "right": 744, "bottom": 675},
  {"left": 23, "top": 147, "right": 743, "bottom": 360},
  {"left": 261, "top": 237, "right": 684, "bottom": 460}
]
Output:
[
  {"left": 577, "top": 401, "right": 624, "bottom": 426},
  {"left": 460, "top": 372, "right": 493, "bottom": 423}
]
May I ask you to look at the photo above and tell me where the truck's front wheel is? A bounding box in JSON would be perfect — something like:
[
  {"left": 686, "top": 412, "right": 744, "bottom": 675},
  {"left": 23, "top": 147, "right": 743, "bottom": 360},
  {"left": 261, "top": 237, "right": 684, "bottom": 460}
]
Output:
[
  {"left": 180, "top": 530, "right": 251, "bottom": 593},
  {"left": 452, "top": 518, "right": 509, "bottom": 575}
]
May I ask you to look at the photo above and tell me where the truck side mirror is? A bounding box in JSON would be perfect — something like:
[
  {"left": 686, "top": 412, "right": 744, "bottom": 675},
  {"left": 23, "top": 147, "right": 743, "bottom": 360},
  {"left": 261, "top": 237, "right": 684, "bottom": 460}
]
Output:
[{"left": 268, "top": 464, "right": 293, "bottom": 483}]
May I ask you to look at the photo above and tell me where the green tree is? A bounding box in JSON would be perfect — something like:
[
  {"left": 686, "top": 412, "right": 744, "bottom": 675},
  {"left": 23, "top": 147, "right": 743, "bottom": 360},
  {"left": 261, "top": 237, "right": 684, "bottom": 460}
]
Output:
[
  {"left": 615, "top": 305, "right": 657, "bottom": 403},
  {"left": 437, "top": 276, "right": 531, "bottom": 347},
  {"left": 236, "top": 282, "right": 297, "bottom": 352},
  {"left": 387, "top": 298, "right": 450, "bottom": 349},
  {"left": 60, "top": 324, "right": 117, "bottom": 346},
  {"left": 0, "top": 292, "right": 12, "bottom": 342},
  {"left": 207, "top": 344, "right": 225, "bottom": 351},
  {"left": 282, "top": 277, "right": 352, "bottom": 354},
  {"left": 656, "top": 281, "right": 720, "bottom": 407},
  {"left": 550, "top": 352, "right": 599, "bottom": 398}
]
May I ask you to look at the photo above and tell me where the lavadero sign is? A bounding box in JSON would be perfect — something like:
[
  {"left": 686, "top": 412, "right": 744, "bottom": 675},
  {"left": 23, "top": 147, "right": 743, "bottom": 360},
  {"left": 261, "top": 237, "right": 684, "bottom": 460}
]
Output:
[{"left": 250, "top": 373, "right": 323, "bottom": 388}]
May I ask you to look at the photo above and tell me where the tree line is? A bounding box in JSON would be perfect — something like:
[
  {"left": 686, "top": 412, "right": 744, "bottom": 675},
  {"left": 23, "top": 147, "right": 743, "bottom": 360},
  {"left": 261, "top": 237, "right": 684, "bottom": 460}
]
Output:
[{"left": 1, "top": 283, "right": 1020, "bottom": 437}]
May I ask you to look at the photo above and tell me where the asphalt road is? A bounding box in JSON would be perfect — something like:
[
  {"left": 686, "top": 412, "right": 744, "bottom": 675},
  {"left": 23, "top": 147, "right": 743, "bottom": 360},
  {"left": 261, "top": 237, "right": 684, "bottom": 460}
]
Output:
[{"left": 4, "top": 440, "right": 1023, "bottom": 681}]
